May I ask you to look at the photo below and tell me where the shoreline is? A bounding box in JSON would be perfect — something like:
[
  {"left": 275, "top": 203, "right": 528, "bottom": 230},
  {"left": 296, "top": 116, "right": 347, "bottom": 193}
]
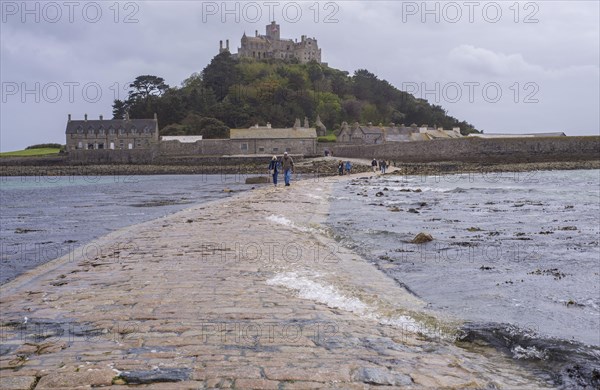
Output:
[
  {"left": 0, "top": 173, "right": 559, "bottom": 388},
  {"left": 0, "top": 158, "right": 598, "bottom": 177}
]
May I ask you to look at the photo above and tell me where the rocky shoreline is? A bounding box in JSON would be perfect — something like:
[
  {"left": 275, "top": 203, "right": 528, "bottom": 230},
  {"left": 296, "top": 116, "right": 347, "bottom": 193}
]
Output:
[{"left": 0, "top": 158, "right": 598, "bottom": 177}]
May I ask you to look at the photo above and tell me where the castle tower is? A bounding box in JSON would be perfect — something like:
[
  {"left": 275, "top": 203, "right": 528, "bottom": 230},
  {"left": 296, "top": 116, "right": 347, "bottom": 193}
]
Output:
[
  {"left": 219, "top": 39, "right": 230, "bottom": 53},
  {"left": 266, "top": 21, "right": 280, "bottom": 40}
]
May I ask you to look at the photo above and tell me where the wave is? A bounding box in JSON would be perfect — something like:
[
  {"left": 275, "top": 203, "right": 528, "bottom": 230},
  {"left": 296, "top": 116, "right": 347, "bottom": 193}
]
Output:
[{"left": 267, "top": 272, "right": 447, "bottom": 341}]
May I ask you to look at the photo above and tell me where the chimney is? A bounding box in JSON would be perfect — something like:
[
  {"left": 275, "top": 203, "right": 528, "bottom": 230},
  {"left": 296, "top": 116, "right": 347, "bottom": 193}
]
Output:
[
  {"left": 219, "top": 40, "right": 223, "bottom": 51},
  {"left": 226, "top": 39, "right": 229, "bottom": 50},
  {"left": 68, "top": 114, "right": 71, "bottom": 121},
  {"left": 84, "top": 114, "right": 87, "bottom": 121},
  {"left": 255, "top": 30, "right": 258, "bottom": 37},
  {"left": 99, "top": 115, "right": 103, "bottom": 120}
]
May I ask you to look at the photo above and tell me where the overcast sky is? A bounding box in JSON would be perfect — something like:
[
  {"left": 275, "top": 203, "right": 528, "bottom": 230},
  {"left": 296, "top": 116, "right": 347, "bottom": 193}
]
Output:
[{"left": 1, "top": 0, "right": 598, "bottom": 151}]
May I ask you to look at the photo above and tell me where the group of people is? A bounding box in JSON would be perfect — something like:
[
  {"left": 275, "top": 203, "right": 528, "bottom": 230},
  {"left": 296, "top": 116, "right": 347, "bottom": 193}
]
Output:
[
  {"left": 371, "top": 158, "right": 390, "bottom": 174},
  {"left": 337, "top": 160, "right": 352, "bottom": 175},
  {"left": 268, "top": 152, "right": 294, "bottom": 187},
  {"left": 268, "top": 153, "right": 392, "bottom": 187}
]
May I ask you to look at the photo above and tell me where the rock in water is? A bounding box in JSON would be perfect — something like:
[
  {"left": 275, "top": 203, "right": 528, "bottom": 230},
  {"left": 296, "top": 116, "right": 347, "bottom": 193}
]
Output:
[
  {"left": 245, "top": 176, "right": 271, "bottom": 184},
  {"left": 411, "top": 232, "right": 433, "bottom": 244}
]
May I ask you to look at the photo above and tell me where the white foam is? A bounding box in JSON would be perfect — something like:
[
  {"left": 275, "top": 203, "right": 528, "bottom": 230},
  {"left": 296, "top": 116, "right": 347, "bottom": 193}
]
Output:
[
  {"left": 266, "top": 272, "right": 443, "bottom": 339},
  {"left": 267, "top": 272, "right": 368, "bottom": 313},
  {"left": 265, "top": 214, "right": 312, "bottom": 233},
  {"left": 511, "top": 345, "right": 547, "bottom": 360}
]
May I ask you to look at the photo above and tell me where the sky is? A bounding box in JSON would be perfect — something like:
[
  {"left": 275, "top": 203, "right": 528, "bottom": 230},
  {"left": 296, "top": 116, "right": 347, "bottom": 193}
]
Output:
[{"left": 1, "top": 0, "right": 599, "bottom": 151}]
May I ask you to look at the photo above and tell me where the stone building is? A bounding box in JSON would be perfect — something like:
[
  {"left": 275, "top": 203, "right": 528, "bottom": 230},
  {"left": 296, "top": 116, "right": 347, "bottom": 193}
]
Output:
[
  {"left": 221, "top": 21, "right": 322, "bottom": 64},
  {"left": 229, "top": 121, "right": 317, "bottom": 155},
  {"left": 65, "top": 113, "right": 159, "bottom": 151},
  {"left": 337, "top": 122, "right": 462, "bottom": 144}
]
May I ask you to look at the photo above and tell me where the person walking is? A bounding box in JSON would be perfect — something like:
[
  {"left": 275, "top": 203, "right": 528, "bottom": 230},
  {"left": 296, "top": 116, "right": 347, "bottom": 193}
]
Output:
[
  {"left": 380, "top": 160, "right": 387, "bottom": 174},
  {"left": 338, "top": 160, "right": 344, "bottom": 175},
  {"left": 281, "top": 152, "right": 294, "bottom": 186},
  {"left": 268, "top": 155, "right": 280, "bottom": 187},
  {"left": 345, "top": 160, "right": 352, "bottom": 175},
  {"left": 371, "top": 158, "right": 378, "bottom": 173}
]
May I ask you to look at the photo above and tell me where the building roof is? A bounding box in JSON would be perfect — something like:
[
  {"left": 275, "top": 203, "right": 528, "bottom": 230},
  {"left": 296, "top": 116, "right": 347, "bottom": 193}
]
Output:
[
  {"left": 230, "top": 127, "right": 317, "bottom": 139},
  {"left": 66, "top": 119, "right": 157, "bottom": 134},
  {"left": 161, "top": 136, "right": 203, "bottom": 143}
]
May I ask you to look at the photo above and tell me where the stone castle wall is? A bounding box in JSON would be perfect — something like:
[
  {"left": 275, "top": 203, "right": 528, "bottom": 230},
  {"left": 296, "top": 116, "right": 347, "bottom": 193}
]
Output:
[
  {"left": 62, "top": 136, "right": 599, "bottom": 165},
  {"left": 322, "top": 136, "right": 600, "bottom": 163}
]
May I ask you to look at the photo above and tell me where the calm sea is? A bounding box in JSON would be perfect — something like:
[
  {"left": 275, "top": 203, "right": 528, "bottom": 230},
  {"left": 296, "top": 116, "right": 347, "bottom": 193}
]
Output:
[{"left": 0, "top": 174, "right": 249, "bottom": 285}]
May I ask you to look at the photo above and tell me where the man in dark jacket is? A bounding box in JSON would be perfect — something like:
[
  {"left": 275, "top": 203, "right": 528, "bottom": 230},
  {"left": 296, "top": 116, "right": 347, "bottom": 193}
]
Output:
[
  {"left": 281, "top": 152, "right": 294, "bottom": 186},
  {"left": 371, "top": 158, "right": 378, "bottom": 172}
]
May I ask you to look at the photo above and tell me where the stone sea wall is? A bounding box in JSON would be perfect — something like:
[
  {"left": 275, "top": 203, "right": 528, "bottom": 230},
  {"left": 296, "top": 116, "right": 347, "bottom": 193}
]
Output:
[{"left": 323, "top": 136, "right": 600, "bottom": 163}]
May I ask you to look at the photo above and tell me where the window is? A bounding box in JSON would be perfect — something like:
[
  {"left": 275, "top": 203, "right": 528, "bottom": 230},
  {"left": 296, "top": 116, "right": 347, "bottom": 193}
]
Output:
[
  {"left": 272, "top": 147, "right": 279, "bottom": 152},
  {"left": 77, "top": 126, "right": 83, "bottom": 135},
  {"left": 87, "top": 126, "right": 95, "bottom": 135},
  {"left": 98, "top": 126, "right": 105, "bottom": 136},
  {"left": 98, "top": 143, "right": 104, "bottom": 149},
  {"left": 258, "top": 147, "right": 265, "bottom": 153},
  {"left": 144, "top": 126, "right": 151, "bottom": 134},
  {"left": 118, "top": 128, "right": 124, "bottom": 135},
  {"left": 130, "top": 126, "right": 137, "bottom": 135},
  {"left": 241, "top": 143, "right": 248, "bottom": 151},
  {"left": 109, "top": 127, "right": 115, "bottom": 135},
  {"left": 285, "top": 148, "right": 291, "bottom": 152}
]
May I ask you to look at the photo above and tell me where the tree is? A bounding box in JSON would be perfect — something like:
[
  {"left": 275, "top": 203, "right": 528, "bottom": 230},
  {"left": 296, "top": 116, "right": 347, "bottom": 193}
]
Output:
[
  {"left": 128, "top": 75, "right": 169, "bottom": 102},
  {"left": 307, "top": 61, "right": 324, "bottom": 84},
  {"left": 202, "top": 51, "right": 239, "bottom": 101},
  {"left": 112, "top": 99, "right": 128, "bottom": 119}
]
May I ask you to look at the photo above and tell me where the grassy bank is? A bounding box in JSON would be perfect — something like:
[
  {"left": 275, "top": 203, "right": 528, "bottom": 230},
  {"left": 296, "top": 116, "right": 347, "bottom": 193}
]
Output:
[{"left": 0, "top": 148, "right": 61, "bottom": 157}]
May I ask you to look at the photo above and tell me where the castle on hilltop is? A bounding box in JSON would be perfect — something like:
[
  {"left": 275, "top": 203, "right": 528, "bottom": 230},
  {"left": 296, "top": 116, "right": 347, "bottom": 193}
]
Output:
[{"left": 219, "top": 21, "right": 322, "bottom": 64}]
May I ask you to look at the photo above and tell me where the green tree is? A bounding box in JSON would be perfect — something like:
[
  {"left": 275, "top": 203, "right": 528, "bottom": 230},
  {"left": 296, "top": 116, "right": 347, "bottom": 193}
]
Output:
[
  {"left": 128, "top": 75, "right": 169, "bottom": 102},
  {"left": 112, "top": 99, "right": 127, "bottom": 119},
  {"left": 202, "top": 51, "right": 239, "bottom": 101}
]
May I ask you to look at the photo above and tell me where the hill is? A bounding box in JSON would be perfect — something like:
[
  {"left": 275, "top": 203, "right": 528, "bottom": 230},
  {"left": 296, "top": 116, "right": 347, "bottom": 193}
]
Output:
[{"left": 112, "top": 53, "right": 479, "bottom": 137}]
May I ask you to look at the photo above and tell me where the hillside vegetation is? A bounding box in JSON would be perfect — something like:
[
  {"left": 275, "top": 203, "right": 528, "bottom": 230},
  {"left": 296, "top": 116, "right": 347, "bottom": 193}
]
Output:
[{"left": 113, "top": 53, "right": 478, "bottom": 138}]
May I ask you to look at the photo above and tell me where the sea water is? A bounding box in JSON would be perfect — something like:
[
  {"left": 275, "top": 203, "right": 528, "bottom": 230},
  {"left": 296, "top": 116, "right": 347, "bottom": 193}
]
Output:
[
  {"left": 327, "top": 169, "right": 600, "bottom": 387},
  {"left": 0, "top": 174, "right": 249, "bottom": 285}
]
